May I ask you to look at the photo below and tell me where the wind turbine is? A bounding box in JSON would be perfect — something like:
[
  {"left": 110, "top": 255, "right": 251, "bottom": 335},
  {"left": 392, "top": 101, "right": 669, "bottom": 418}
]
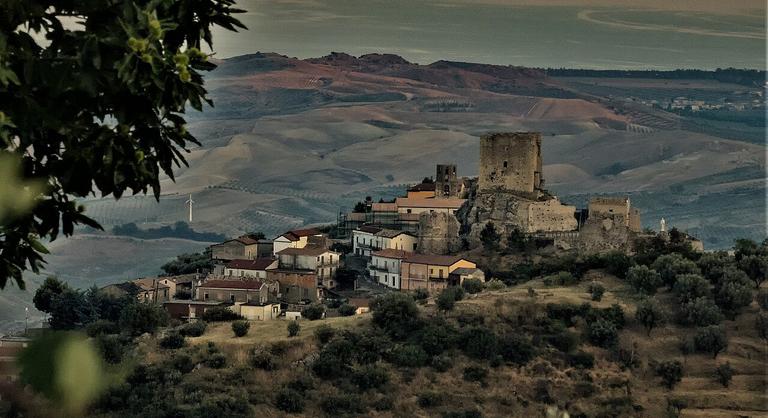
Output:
[{"left": 186, "top": 194, "right": 194, "bottom": 223}]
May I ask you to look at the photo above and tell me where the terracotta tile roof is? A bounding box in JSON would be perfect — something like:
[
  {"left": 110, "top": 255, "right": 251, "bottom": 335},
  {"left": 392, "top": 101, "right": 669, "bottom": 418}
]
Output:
[
  {"left": 276, "top": 247, "right": 335, "bottom": 256},
  {"left": 225, "top": 258, "right": 276, "bottom": 271},
  {"left": 395, "top": 197, "right": 466, "bottom": 209},
  {"left": 372, "top": 202, "right": 398, "bottom": 212},
  {"left": 132, "top": 278, "right": 171, "bottom": 291},
  {"left": 357, "top": 225, "right": 383, "bottom": 234},
  {"left": 198, "top": 279, "right": 265, "bottom": 290},
  {"left": 408, "top": 182, "right": 436, "bottom": 192},
  {"left": 280, "top": 228, "right": 322, "bottom": 241},
  {"left": 235, "top": 236, "right": 260, "bottom": 245},
  {"left": 375, "top": 228, "right": 412, "bottom": 238},
  {"left": 371, "top": 249, "right": 412, "bottom": 259},
  {"left": 404, "top": 254, "right": 468, "bottom": 266}
]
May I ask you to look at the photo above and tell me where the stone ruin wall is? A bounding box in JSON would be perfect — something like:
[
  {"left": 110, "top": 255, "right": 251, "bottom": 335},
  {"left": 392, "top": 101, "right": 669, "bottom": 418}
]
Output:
[
  {"left": 417, "top": 211, "right": 463, "bottom": 255},
  {"left": 478, "top": 132, "right": 542, "bottom": 196},
  {"left": 577, "top": 215, "right": 635, "bottom": 253}
]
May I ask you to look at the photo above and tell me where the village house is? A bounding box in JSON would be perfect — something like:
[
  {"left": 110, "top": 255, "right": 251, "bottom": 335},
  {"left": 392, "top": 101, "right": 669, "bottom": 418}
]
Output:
[
  {"left": 400, "top": 254, "right": 478, "bottom": 292},
  {"left": 163, "top": 300, "right": 223, "bottom": 320},
  {"left": 101, "top": 278, "right": 170, "bottom": 304},
  {"left": 266, "top": 269, "right": 322, "bottom": 304},
  {"left": 352, "top": 226, "right": 418, "bottom": 257},
  {"left": 157, "top": 273, "right": 200, "bottom": 299},
  {"left": 406, "top": 182, "right": 436, "bottom": 199},
  {"left": 275, "top": 247, "right": 340, "bottom": 289},
  {"left": 223, "top": 258, "right": 278, "bottom": 279},
  {"left": 210, "top": 235, "right": 274, "bottom": 261},
  {"left": 448, "top": 267, "right": 486, "bottom": 287},
  {"left": 369, "top": 248, "right": 411, "bottom": 290},
  {"left": 195, "top": 279, "right": 271, "bottom": 304},
  {"left": 348, "top": 298, "right": 371, "bottom": 315},
  {"left": 238, "top": 300, "right": 281, "bottom": 321},
  {"left": 394, "top": 197, "right": 466, "bottom": 215},
  {"left": 272, "top": 228, "right": 325, "bottom": 256}
]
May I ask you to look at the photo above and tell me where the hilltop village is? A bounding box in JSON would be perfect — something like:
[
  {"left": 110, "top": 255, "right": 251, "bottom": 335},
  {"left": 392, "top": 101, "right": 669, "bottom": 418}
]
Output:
[{"left": 96, "top": 132, "right": 699, "bottom": 321}]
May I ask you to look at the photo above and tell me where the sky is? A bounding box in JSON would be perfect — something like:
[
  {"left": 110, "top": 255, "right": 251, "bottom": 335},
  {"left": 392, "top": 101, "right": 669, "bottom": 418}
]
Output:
[{"left": 209, "top": 0, "right": 766, "bottom": 69}]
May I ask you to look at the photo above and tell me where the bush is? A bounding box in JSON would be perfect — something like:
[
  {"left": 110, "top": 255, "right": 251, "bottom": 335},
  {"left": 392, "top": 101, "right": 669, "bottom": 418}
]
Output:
[
  {"left": 679, "top": 297, "right": 723, "bottom": 326},
  {"left": 417, "top": 391, "right": 443, "bottom": 408},
  {"left": 714, "top": 362, "right": 734, "bottom": 387},
  {"left": 587, "top": 318, "right": 618, "bottom": 348},
  {"left": 480, "top": 222, "right": 501, "bottom": 252},
  {"left": 172, "top": 353, "right": 195, "bottom": 373},
  {"left": 693, "top": 326, "right": 728, "bottom": 358},
  {"left": 231, "top": 320, "right": 250, "bottom": 337},
  {"left": 287, "top": 321, "right": 300, "bottom": 337},
  {"left": 431, "top": 355, "right": 453, "bottom": 372},
  {"left": 314, "top": 324, "right": 335, "bottom": 345},
  {"left": 545, "top": 330, "right": 579, "bottom": 353},
  {"left": 437, "top": 288, "right": 459, "bottom": 311},
  {"left": 462, "top": 279, "right": 484, "bottom": 294},
  {"left": 250, "top": 351, "right": 276, "bottom": 371},
  {"left": 462, "top": 365, "right": 489, "bottom": 383},
  {"left": 95, "top": 334, "right": 127, "bottom": 364},
  {"left": 119, "top": 303, "right": 169, "bottom": 336},
  {"left": 337, "top": 304, "right": 356, "bottom": 316},
  {"left": 180, "top": 321, "right": 207, "bottom": 337},
  {"left": 320, "top": 394, "right": 363, "bottom": 415},
  {"left": 627, "top": 265, "right": 663, "bottom": 295},
  {"left": 372, "top": 293, "right": 421, "bottom": 340},
  {"left": 206, "top": 352, "right": 226, "bottom": 369},
  {"left": 652, "top": 254, "right": 700, "bottom": 288},
  {"left": 544, "top": 271, "right": 578, "bottom": 286},
  {"left": 159, "top": 333, "right": 185, "bottom": 349},
  {"left": 86, "top": 320, "right": 120, "bottom": 337},
  {"left": 567, "top": 351, "right": 595, "bottom": 369},
  {"left": 498, "top": 334, "right": 534, "bottom": 365},
  {"left": 201, "top": 306, "right": 242, "bottom": 322},
  {"left": 485, "top": 279, "right": 506, "bottom": 290},
  {"left": 655, "top": 360, "right": 683, "bottom": 389},
  {"left": 412, "top": 288, "right": 429, "bottom": 301},
  {"left": 275, "top": 389, "right": 304, "bottom": 413},
  {"left": 388, "top": 344, "right": 428, "bottom": 368},
  {"left": 533, "top": 379, "right": 553, "bottom": 403},
  {"left": 603, "top": 251, "right": 633, "bottom": 279},
  {"left": 302, "top": 304, "right": 325, "bottom": 320},
  {"left": 352, "top": 365, "right": 389, "bottom": 390},
  {"left": 286, "top": 376, "right": 314, "bottom": 394},
  {"left": 635, "top": 298, "right": 667, "bottom": 336},
  {"left": 756, "top": 311, "right": 768, "bottom": 340},
  {"left": 588, "top": 282, "right": 605, "bottom": 301},
  {"left": 612, "top": 344, "right": 641, "bottom": 370},
  {"left": 757, "top": 289, "right": 768, "bottom": 310},
  {"left": 460, "top": 326, "right": 498, "bottom": 360},
  {"left": 673, "top": 274, "right": 710, "bottom": 303},
  {"left": 715, "top": 279, "right": 753, "bottom": 318},
  {"left": 442, "top": 410, "right": 483, "bottom": 418}
]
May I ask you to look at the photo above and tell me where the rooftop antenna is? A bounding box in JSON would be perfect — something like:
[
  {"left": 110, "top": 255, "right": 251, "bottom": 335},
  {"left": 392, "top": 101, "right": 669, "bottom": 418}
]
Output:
[{"left": 186, "top": 194, "right": 194, "bottom": 223}]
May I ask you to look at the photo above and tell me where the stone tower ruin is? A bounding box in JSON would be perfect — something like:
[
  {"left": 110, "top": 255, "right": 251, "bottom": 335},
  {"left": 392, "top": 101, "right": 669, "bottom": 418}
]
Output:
[
  {"left": 478, "top": 132, "right": 543, "bottom": 197},
  {"left": 435, "top": 164, "right": 460, "bottom": 198}
]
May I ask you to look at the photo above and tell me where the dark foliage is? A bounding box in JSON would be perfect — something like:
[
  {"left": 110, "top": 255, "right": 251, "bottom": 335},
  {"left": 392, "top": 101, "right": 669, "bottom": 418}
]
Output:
[
  {"left": 655, "top": 360, "right": 683, "bottom": 389},
  {"left": 231, "top": 320, "right": 250, "bottom": 337},
  {"left": 161, "top": 251, "right": 213, "bottom": 276},
  {"left": 275, "top": 389, "right": 305, "bottom": 413},
  {"left": 201, "top": 306, "right": 242, "bottom": 322},
  {"left": 113, "top": 222, "right": 226, "bottom": 242},
  {"left": 159, "top": 333, "right": 185, "bottom": 349},
  {"left": 302, "top": 304, "right": 325, "bottom": 320}
]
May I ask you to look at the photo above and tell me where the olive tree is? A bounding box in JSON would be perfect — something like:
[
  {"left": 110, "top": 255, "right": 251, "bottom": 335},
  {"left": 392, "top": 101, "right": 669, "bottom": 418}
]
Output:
[
  {"left": 0, "top": 0, "right": 246, "bottom": 288},
  {"left": 635, "top": 298, "right": 667, "bottom": 337}
]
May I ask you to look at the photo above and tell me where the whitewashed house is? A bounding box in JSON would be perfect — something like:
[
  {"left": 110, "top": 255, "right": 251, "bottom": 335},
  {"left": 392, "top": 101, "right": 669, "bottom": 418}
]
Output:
[
  {"left": 369, "top": 249, "right": 411, "bottom": 290},
  {"left": 273, "top": 228, "right": 324, "bottom": 256},
  {"left": 223, "top": 258, "right": 278, "bottom": 279},
  {"left": 276, "top": 247, "right": 341, "bottom": 289}
]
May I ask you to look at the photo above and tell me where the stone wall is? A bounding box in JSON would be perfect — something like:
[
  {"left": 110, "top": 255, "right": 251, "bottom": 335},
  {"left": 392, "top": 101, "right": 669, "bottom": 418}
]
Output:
[
  {"left": 478, "top": 132, "right": 542, "bottom": 195},
  {"left": 435, "top": 164, "right": 460, "bottom": 198},
  {"left": 577, "top": 215, "right": 634, "bottom": 254},
  {"left": 526, "top": 199, "right": 578, "bottom": 233},
  {"left": 417, "top": 211, "right": 462, "bottom": 255}
]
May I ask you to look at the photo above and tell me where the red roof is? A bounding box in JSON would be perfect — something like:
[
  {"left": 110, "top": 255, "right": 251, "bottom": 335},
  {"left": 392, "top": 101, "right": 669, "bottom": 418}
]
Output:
[
  {"left": 358, "top": 225, "right": 383, "bottom": 234},
  {"left": 276, "top": 247, "right": 334, "bottom": 256},
  {"left": 281, "top": 228, "right": 321, "bottom": 241},
  {"left": 371, "top": 249, "right": 411, "bottom": 259},
  {"left": 404, "top": 254, "right": 469, "bottom": 266},
  {"left": 225, "top": 258, "right": 276, "bottom": 271},
  {"left": 198, "top": 279, "right": 265, "bottom": 290}
]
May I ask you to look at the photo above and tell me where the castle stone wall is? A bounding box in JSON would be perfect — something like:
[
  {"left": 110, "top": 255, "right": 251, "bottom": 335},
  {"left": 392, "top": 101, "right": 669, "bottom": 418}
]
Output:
[
  {"left": 478, "top": 132, "right": 542, "bottom": 195},
  {"left": 417, "top": 212, "right": 462, "bottom": 255}
]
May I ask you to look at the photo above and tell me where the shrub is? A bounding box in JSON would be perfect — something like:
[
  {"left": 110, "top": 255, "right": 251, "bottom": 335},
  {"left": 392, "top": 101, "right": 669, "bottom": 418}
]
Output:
[
  {"left": 95, "top": 334, "right": 127, "bottom": 364},
  {"left": 172, "top": 353, "right": 195, "bottom": 373},
  {"left": 437, "top": 288, "right": 459, "bottom": 311},
  {"left": 417, "top": 391, "right": 443, "bottom": 408},
  {"left": 673, "top": 274, "right": 710, "bottom": 303},
  {"left": 86, "top": 320, "right": 120, "bottom": 337},
  {"left": 287, "top": 321, "right": 300, "bottom": 337},
  {"left": 756, "top": 311, "right": 768, "bottom": 340},
  {"left": 738, "top": 254, "right": 768, "bottom": 288},
  {"left": 635, "top": 298, "right": 667, "bottom": 336},
  {"left": 545, "top": 330, "right": 579, "bottom": 353},
  {"left": 627, "top": 265, "right": 663, "bottom": 294},
  {"left": 714, "top": 362, "right": 734, "bottom": 387},
  {"left": 314, "top": 324, "right": 335, "bottom": 345},
  {"left": 544, "top": 271, "right": 578, "bottom": 286},
  {"left": 655, "top": 360, "right": 683, "bottom": 389},
  {"left": 567, "top": 351, "right": 595, "bottom": 369},
  {"left": 180, "top": 321, "right": 207, "bottom": 337},
  {"left": 587, "top": 318, "right": 618, "bottom": 348},
  {"left": 573, "top": 381, "right": 596, "bottom": 398},
  {"left": 757, "top": 289, "right": 768, "bottom": 310},
  {"left": 286, "top": 376, "right": 314, "bottom": 394},
  {"left": 201, "top": 306, "right": 242, "bottom": 322},
  {"left": 442, "top": 410, "right": 483, "bottom": 418},
  {"left": 231, "top": 320, "right": 250, "bottom": 337},
  {"left": 250, "top": 351, "right": 276, "bottom": 371},
  {"left": 693, "top": 326, "right": 728, "bottom": 358},
  {"left": 275, "top": 389, "right": 304, "bottom": 413},
  {"left": 463, "top": 365, "right": 489, "bottom": 383},
  {"left": 418, "top": 320, "right": 456, "bottom": 356},
  {"left": 480, "top": 222, "right": 501, "bottom": 252},
  {"left": 460, "top": 326, "right": 498, "bottom": 360},
  {"left": 159, "top": 333, "right": 185, "bottom": 349},
  {"left": 679, "top": 297, "right": 723, "bottom": 326},
  {"left": 485, "top": 279, "right": 506, "bottom": 290},
  {"left": 352, "top": 365, "right": 389, "bottom": 390},
  {"left": 431, "top": 355, "right": 452, "bottom": 372},
  {"left": 546, "top": 302, "right": 586, "bottom": 327},
  {"left": 206, "top": 352, "right": 226, "bottom": 369},
  {"left": 372, "top": 396, "right": 394, "bottom": 411},
  {"left": 715, "top": 279, "right": 753, "bottom": 318},
  {"left": 588, "top": 282, "right": 605, "bottom": 301},
  {"left": 412, "top": 288, "right": 429, "bottom": 300},
  {"left": 533, "top": 379, "right": 553, "bottom": 403},
  {"left": 371, "top": 293, "right": 421, "bottom": 340},
  {"left": 302, "top": 304, "right": 325, "bottom": 320},
  {"left": 119, "top": 303, "right": 169, "bottom": 336},
  {"left": 338, "top": 304, "right": 356, "bottom": 316},
  {"left": 498, "top": 334, "right": 535, "bottom": 365},
  {"left": 320, "top": 394, "right": 363, "bottom": 415},
  {"left": 388, "top": 344, "right": 428, "bottom": 368},
  {"left": 652, "top": 254, "right": 700, "bottom": 288},
  {"left": 462, "top": 278, "right": 484, "bottom": 294},
  {"left": 612, "top": 344, "right": 641, "bottom": 370},
  {"left": 603, "top": 251, "right": 633, "bottom": 279}
]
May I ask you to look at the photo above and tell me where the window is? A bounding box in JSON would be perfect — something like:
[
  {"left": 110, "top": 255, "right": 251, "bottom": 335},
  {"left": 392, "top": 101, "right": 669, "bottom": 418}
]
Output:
[
  {"left": 230, "top": 294, "right": 235, "bottom": 303},
  {"left": 503, "top": 160, "right": 508, "bottom": 168},
  {"left": 204, "top": 292, "right": 209, "bottom": 300},
  {"left": 407, "top": 209, "right": 412, "bottom": 214}
]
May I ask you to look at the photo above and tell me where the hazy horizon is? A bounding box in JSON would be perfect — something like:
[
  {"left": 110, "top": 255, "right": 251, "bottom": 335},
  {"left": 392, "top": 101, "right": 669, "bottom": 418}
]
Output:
[{"left": 208, "top": 0, "right": 766, "bottom": 70}]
